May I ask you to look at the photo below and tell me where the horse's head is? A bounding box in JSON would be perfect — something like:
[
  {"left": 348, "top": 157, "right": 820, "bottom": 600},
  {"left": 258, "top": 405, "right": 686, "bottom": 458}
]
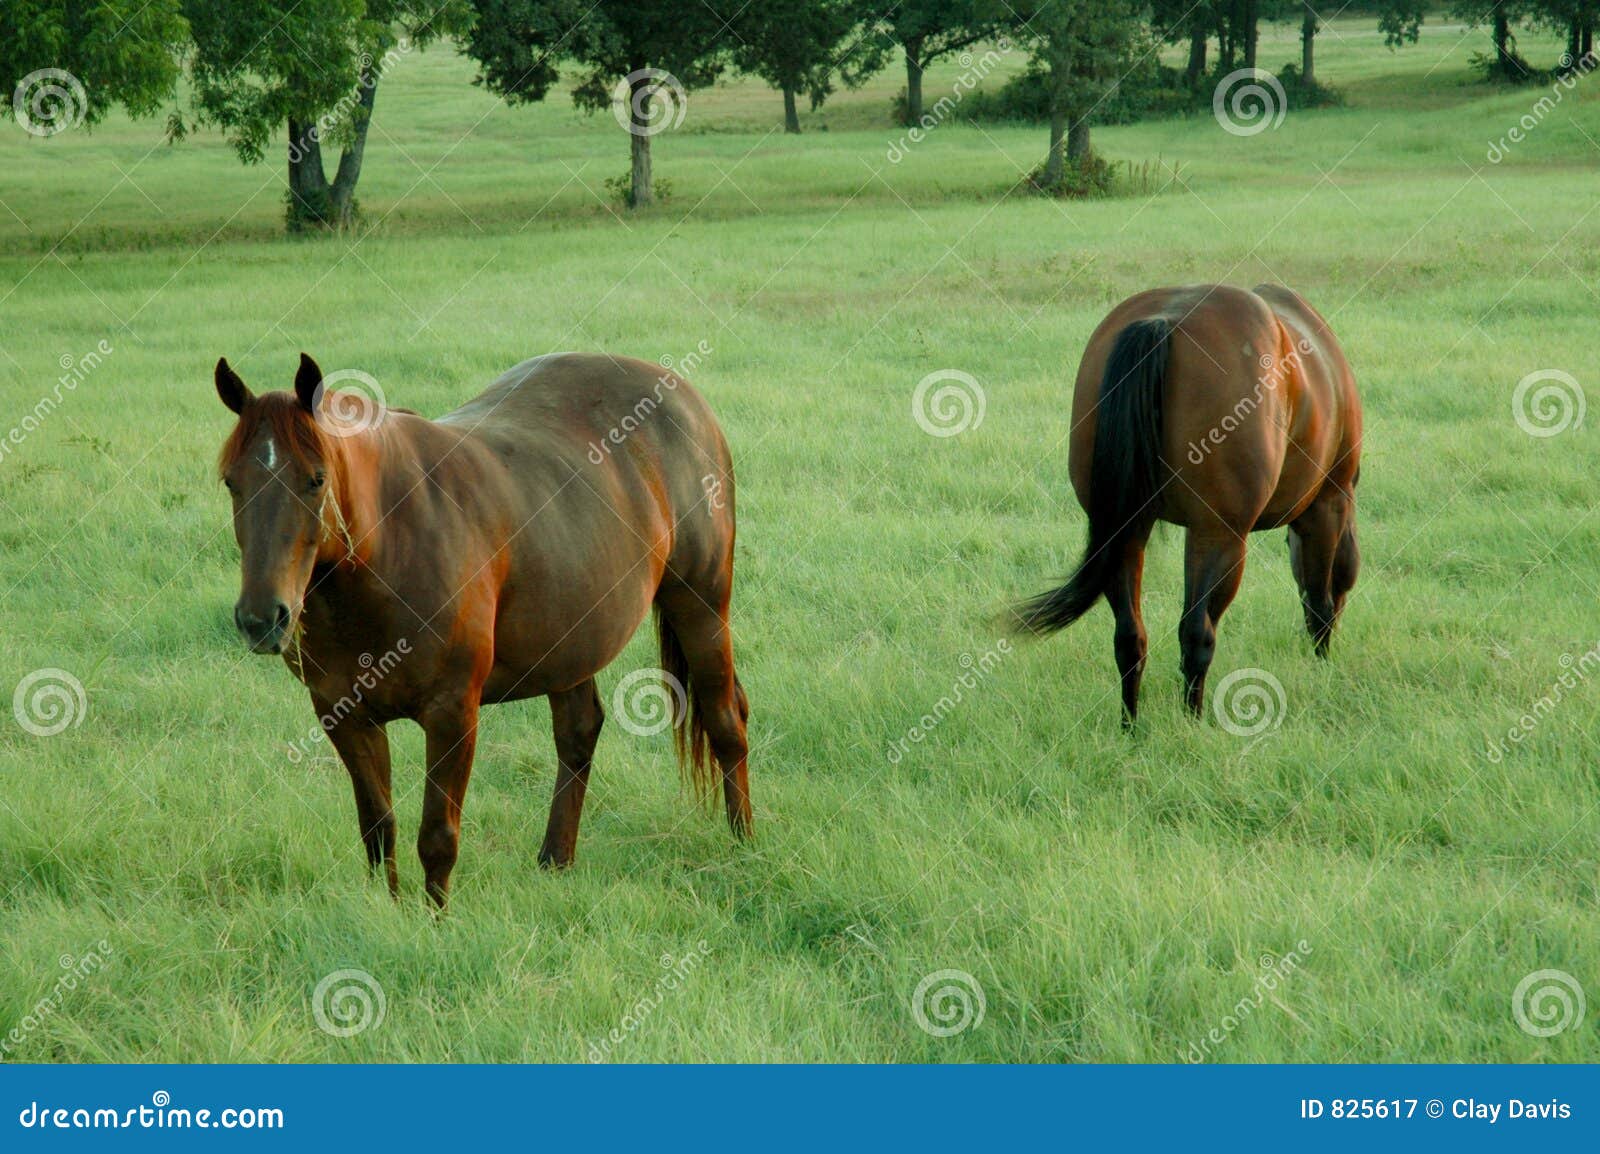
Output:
[{"left": 214, "top": 353, "right": 342, "bottom": 654}]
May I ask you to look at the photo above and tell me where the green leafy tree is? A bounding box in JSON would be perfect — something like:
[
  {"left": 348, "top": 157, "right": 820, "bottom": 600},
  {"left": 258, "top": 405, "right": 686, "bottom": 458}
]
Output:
[
  {"left": 882, "top": 0, "right": 996, "bottom": 125},
  {"left": 1, "top": 1, "right": 188, "bottom": 135},
  {"left": 733, "top": 0, "right": 887, "bottom": 133},
  {"left": 1013, "top": 0, "right": 1144, "bottom": 188},
  {"left": 1379, "top": 4, "right": 1426, "bottom": 50},
  {"left": 185, "top": 0, "right": 466, "bottom": 231},
  {"left": 1454, "top": 1, "right": 1535, "bottom": 80},
  {"left": 465, "top": 0, "right": 730, "bottom": 208}
]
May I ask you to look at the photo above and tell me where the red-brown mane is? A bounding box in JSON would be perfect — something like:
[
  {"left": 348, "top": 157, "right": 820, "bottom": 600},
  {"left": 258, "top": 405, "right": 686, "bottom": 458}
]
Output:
[{"left": 217, "top": 393, "right": 333, "bottom": 479}]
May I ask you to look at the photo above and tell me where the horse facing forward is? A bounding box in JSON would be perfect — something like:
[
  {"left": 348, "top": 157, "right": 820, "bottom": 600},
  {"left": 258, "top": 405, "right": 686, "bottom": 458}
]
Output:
[
  {"left": 1017, "top": 283, "right": 1363, "bottom": 724},
  {"left": 215, "top": 352, "right": 750, "bottom": 907}
]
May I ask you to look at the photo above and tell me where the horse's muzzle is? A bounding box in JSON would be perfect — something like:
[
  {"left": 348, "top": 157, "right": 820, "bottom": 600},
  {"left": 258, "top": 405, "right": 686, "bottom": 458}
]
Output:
[{"left": 235, "top": 601, "right": 291, "bottom": 654}]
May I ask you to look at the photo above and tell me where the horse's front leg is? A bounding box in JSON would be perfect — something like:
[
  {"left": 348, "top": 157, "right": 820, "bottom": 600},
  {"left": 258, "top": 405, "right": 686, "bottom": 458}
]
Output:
[
  {"left": 417, "top": 692, "right": 481, "bottom": 909},
  {"left": 318, "top": 699, "right": 398, "bottom": 898}
]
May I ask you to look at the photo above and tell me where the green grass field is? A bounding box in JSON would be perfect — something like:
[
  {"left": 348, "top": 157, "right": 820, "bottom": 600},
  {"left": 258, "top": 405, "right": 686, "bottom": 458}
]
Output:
[{"left": 2, "top": 17, "right": 1598, "bottom": 1062}]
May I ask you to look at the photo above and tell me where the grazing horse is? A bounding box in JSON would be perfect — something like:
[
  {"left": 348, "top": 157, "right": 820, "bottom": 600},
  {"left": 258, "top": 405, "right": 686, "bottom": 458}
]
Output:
[
  {"left": 1016, "top": 283, "right": 1362, "bottom": 723},
  {"left": 214, "top": 352, "right": 751, "bottom": 906}
]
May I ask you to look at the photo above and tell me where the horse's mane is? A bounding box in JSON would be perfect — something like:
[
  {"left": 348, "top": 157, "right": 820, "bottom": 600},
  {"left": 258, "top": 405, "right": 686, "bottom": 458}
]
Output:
[{"left": 217, "top": 393, "right": 332, "bottom": 478}]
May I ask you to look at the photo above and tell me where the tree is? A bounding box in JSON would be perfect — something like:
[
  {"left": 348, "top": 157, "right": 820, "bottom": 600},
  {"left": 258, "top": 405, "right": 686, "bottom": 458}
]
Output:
[
  {"left": 466, "top": 0, "right": 730, "bottom": 208},
  {"left": 1014, "top": 0, "right": 1144, "bottom": 189},
  {"left": 1, "top": 1, "right": 188, "bottom": 135},
  {"left": 185, "top": 0, "right": 467, "bottom": 231},
  {"left": 733, "top": 0, "right": 887, "bottom": 133},
  {"left": 1530, "top": 1, "right": 1599, "bottom": 65},
  {"left": 1455, "top": 1, "right": 1534, "bottom": 79},
  {"left": 1379, "top": 3, "right": 1426, "bottom": 50},
  {"left": 882, "top": 0, "right": 996, "bottom": 126},
  {"left": 1150, "top": 0, "right": 1225, "bottom": 86}
]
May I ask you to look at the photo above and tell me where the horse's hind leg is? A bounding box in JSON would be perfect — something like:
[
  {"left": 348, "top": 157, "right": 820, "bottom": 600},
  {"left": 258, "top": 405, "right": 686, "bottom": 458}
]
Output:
[
  {"left": 656, "top": 583, "right": 751, "bottom": 838},
  {"left": 1104, "top": 534, "right": 1151, "bottom": 728},
  {"left": 1179, "top": 527, "right": 1249, "bottom": 716},
  {"left": 1288, "top": 490, "right": 1355, "bottom": 657},
  {"left": 539, "top": 678, "right": 604, "bottom": 869}
]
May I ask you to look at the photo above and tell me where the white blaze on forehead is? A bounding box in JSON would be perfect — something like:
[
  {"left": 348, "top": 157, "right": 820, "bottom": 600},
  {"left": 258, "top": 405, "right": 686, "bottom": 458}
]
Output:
[{"left": 259, "top": 436, "right": 278, "bottom": 470}]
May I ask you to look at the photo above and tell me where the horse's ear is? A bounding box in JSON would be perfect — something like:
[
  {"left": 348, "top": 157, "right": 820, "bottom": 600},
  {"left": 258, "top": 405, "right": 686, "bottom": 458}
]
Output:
[
  {"left": 215, "top": 358, "right": 251, "bottom": 414},
  {"left": 294, "top": 353, "right": 323, "bottom": 414}
]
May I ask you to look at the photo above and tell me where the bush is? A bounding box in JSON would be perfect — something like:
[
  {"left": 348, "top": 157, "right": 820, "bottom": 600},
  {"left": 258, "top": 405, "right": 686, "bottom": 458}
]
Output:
[
  {"left": 961, "top": 62, "right": 1193, "bottom": 127},
  {"left": 1274, "top": 63, "right": 1344, "bottom": 110}
]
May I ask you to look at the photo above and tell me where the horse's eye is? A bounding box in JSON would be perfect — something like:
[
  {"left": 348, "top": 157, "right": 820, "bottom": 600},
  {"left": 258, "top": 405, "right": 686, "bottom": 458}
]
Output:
[
  {"left": 308, "top": 472, "right": 326, "bottom": 491},
  {"left": 223, "top": 478, "right": 237, "bottom": 493}
]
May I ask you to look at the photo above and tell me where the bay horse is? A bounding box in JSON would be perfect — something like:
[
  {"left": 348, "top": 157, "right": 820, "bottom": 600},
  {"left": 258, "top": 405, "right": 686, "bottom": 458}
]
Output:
[
  {"left": 1015, "top": 283, "right": 1362, "bottom": 724},
  {"left": 214, "top": 352, "right": 750, "bottom": 907}
]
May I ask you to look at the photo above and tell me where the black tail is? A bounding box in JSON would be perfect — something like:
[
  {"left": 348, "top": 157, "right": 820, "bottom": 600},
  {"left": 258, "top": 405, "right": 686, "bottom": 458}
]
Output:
[{"left": 1015, "top": 317, "right": 1170, "bottom": 635}]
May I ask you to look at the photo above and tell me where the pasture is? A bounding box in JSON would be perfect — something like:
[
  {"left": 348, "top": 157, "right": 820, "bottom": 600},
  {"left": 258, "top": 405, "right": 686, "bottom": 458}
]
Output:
[{"left": 1, "top": 17, "right": 1598, "bottom": 1062}]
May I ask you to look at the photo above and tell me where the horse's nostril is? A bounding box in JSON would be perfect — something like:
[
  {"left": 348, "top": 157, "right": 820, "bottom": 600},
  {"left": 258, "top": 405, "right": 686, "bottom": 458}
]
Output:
[{"left": 272, "top": 603, "right": 290, "bottom": 629}]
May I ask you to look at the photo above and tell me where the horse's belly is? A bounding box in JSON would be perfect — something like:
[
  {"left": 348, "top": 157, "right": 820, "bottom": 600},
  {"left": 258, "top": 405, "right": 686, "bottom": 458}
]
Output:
[{"left": 480, "top": 581, "right": 653, "bottom": 703}]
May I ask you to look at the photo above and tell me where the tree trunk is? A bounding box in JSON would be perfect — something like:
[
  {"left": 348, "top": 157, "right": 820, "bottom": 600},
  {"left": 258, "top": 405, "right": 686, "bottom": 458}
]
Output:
[
  {"left": 1493, "top": 7, "right": 1516, "bottom": 77},
  {"left": 1043, "top": 104, "right": 1066, "bottom": 186},
  {"left": 1569, "top": 19, "right": 1581, "bottom": 66},
  {"left": 628, "top": 68, "right": 653, "bottom": 209},
  {"left": 1302, "top": 3, "right": 1316, "bottom": 85},
  {"left": 1219, "top": 17, "right": 1235, "bottom": 70},
  {"left": 1186, "top": 27, "right": 1207, "bottom": 85},
  {"left": 1584, "top": 18, "right": 1593, "bottom": 60},
  {"left": 782, "top": 85, "right": 800, "bottom": 133},
  {"left": 327, "top": 69, "right": 377, "bottom": 229},
  {"left": 286, "top": 117, "right": 331, "bottom": 231},
  {"left": 285, "top": 71, "right": 377, "bottom": 231},
  {"left": 904, "top": 38, "right": 924, "bottom": 125},
  {"left": 1066, "top": 118, "right": 1090, "bottom": 164},
  {"left": 1242, "top": 0, "right": 1260, "bottom": 70}
]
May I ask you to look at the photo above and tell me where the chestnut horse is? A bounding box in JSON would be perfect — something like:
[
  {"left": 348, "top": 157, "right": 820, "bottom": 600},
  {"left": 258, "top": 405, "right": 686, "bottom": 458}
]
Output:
[
  {"left": 214, "top": 352, "right": 750, "bottom": 906},
  {"left": 1016, "top": 283, "right": 1362, "bottom": 724}
]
